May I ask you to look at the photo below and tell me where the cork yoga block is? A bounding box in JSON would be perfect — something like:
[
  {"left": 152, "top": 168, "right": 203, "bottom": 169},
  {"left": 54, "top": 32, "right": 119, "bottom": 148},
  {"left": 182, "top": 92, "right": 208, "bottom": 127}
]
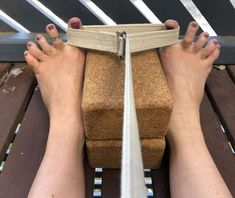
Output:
[
  {"left": 82, "top": 49, "right": 173, "bottom": 140},
  {"left": 86, "top": 137, "right": 165, "bottom": 169}
]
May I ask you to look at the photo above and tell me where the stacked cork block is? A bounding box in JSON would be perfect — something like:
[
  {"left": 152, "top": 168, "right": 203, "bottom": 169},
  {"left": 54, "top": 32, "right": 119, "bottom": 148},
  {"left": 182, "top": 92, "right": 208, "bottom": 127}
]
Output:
[{"left": 82, "top": 49, "right": 173, "bottom": 169}]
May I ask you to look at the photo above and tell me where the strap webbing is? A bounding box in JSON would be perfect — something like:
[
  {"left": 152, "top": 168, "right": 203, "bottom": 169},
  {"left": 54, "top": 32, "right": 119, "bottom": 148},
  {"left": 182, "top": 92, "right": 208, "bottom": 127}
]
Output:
[
  {"left": 67, "top": 24, "right": 179, "bottom": 56},
  {"left": 66, "top": 24, "right": 179, "bottom": 197},
  {"left": 121, "top": 34, "right": 146, "bottom": 198}
]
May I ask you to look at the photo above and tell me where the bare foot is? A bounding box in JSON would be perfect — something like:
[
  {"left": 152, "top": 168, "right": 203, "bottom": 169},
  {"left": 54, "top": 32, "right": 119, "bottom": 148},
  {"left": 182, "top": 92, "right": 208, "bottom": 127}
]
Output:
[
  {"left": 160, "top": 20, "right": 220, "bottom": 143},
  {"left": 26, "top": 18, "right": 86, "bottom": 198},
  {"left": 24, "top": 17, "right": 85, "bottom": 118}
]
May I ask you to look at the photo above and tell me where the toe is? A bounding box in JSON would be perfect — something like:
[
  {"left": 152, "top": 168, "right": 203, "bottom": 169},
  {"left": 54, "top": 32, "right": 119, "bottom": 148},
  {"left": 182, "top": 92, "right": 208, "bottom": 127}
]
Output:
[
  {"left": 68, "top": 17, "right": 83, "bottom": 29},
  {"left": 182, "top": 21, "right": 199, "bottom": 48},
  {"left": 36, "top": 34, "right": 55, "bottom": 55},
  {"left": 194, "top": 32, "right": 209, "bottom": 52},
  {"left": 164, "top": 19, "right": 179, "bottom": 30},
  {"left": 24, "top": 50, "right": 40, "bottom": 73},
  {"left": 46, "top": 24, "right": 63, "bottom": 48},
  {"left": 207, "top": 45, "right": 220, "bottom": 64},
  {"left": 27, "top": 41, "right": 48, "bottom": 61},
  {"left": 203, "top": 39, "right": 218, "bottom": 58}
]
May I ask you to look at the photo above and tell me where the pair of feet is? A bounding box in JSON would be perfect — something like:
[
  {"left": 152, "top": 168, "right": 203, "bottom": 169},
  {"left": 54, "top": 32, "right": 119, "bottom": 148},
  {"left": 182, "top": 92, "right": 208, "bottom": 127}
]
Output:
[{"left": 24, "top": 17, "right": 220, "bottom": 142}]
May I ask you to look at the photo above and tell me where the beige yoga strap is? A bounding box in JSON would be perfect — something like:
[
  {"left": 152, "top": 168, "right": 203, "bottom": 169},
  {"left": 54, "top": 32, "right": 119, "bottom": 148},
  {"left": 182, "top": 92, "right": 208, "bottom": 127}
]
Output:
[
  {"left": 67, "top": 24, "right": 179, "bottom": 57},
  {"left": 67, "top": 24, "right": 179, "bottom": 198}
]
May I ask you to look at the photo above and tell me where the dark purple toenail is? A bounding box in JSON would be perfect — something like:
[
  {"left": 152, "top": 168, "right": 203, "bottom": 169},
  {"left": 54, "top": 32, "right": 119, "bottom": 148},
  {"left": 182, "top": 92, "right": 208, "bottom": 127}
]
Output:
[
  {"left": 48, "top": 24, "right": 54, "bottom": 30},
  {"left": 27, "top": 42, "right": 32, "bottom": 47},
  {"left": 36, "top": 35, "right": 41, "bottom": 41},
  {"left": 204, "top": 33, "right": 209, "bottom": 38},
  {"left": 191, "top": 22, "right": 198, "bottom": 28},
  {"left": 213, "top": 40, "right": 218, "bottom": 45},
  {"left": 71, "top": 22, "right": 80, "bottom": 29},
  {"left": 166, "top": 25, "right": 174, "bottom": 30}
]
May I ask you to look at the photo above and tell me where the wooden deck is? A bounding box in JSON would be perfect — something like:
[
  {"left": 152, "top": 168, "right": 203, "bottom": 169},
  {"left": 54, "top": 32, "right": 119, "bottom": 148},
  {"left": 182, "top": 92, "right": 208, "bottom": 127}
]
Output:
[{"left": 0, "top": 62, "right": 234, "bottom": 197}]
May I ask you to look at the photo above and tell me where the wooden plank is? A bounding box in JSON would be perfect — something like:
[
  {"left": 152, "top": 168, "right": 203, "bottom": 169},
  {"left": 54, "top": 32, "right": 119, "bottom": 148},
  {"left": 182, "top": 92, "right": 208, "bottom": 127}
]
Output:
[
  {"left": 102, "top": 169, "right": 120, "bottom": 198},
  {"left": 151, "top": 149, "right": 170, "bottom": 198},
  {"left": 193, "top": 0, "right": 235, "bottom": 35},
  {"left": 200, "top": 94, "right": 235, "bottom": 196},
  {"left": 0, "top": 0, "right": 53, "bottom": 32},
  {"left": 206, "top": 69, "right": 235, "bottom": 147},
  {"left": 0, "top": 88, "right": 96, "bottom": 197},
  {"left": 0, "top": 89, "right": 49, "bottom": 197},
  {"left": 227, "top": 65, "right": 235, "bottom": 83},
  {"left": 0, "top": 63, "right": 12, "bottom": 87},
  {"left": 39, "top": 0, "right": 102, "bottom": 25},
  {"left": 0, "top": 63, "right": 36, "bottom": 161},
  {"left": 84, "top": 152, "right": 95, "bottom": 198}
]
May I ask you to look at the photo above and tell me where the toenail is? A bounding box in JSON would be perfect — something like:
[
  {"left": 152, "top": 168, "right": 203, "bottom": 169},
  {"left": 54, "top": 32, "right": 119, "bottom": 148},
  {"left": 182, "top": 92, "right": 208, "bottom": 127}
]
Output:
[
  {"left": 48, "top": 24, "right": 54, "bottom": 30},
  {"left": 166, "top": 25, "right": 174, "bottom": 30},
  {"left": 27, "top": 42, "right": 32, "bottom": 47},
  {"left": 191, "top": 22, "right": 198, "bottom": 28},
  {"left": 217, "top": 45, "right": 221, "bottom": 49},
  {"left": 36, "top": 35, "right": 41, "bottom": 41},
  {"left": 24, "top": 51, "right": 28, "bottom": 56},
  {"left": 213, "top": 40, "right": 218, "bottom": 45},
  {"left": 204, "top": 33, "right": 209, "bottom": 38},
  {"left": 71, "top": 22, "right": 80, "bottom": 29}
]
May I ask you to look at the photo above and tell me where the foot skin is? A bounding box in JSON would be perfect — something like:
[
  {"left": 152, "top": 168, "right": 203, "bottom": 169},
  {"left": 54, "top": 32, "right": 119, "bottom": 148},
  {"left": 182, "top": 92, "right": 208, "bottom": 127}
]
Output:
[
  {"left": 24, "top": 17, "right": 85, "bottom": 118},
  {"left": 160, "top": 20, "right": 220, "bottom": 144},
  {"left": 26, "top": 18, "right": 86, "bottom": 198}
]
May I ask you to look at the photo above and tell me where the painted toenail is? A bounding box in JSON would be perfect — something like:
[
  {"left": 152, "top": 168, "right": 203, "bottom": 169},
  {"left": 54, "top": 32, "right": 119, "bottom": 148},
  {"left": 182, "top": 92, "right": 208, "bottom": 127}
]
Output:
[
  {"left": 36, "top": 35, "right": 41, "bottom": 40},
  {"left": 48, "top": 24, "right": 54, "bottom": 30},
  {"left": 191, "top": 22, "right": 198, "bottom": 28},
  {"left": 204, "top": 33, "right": 209, "bottom": 38},
  {"left": 71, "top": 22, "right": 80, "bottom": 29},
  {"left": 166, "top": 25, "right": 174, "bottom": 30},
  {"left": 27, "top": 42, "right": 32, "bottom": 47}
]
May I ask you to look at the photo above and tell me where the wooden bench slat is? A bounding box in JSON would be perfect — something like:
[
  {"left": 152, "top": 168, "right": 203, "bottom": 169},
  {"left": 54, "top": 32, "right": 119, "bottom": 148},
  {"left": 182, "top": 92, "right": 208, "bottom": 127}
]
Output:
[
  {"left": 0, "top": 63, "right": 12, "bottom": 87},
  {"left": 84, "top": 153, "right": 95, "bottom": 198},
  {"left": 200, "top": 94, "right": 235, "bottom": 196},
  {"left": 0, "top": 63, "right": 36, "bottom": 161},
  {"left": 227, "top": 65, "right": 235, "bottom": 83},
  {"left": 0, "top": 88, "right": 48, "bottom": 197},
  {"left": 206, "top": 68, "right": 235, "bottom": 147},
  {"left": 102, "top": 169, "right": 120, "bottom": 198},
  {"left": 151, "top": 150, "right": 170, "bottom": 198}
]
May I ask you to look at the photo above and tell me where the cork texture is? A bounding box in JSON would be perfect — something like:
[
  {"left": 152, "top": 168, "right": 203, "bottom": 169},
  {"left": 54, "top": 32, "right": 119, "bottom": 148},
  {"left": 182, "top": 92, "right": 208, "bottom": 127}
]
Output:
[
  {"left": 82, "top": 49, "right": 173, "bottom": 140},
  {"left": 86, "top": 137, "right": 165, "bottom": 169}
]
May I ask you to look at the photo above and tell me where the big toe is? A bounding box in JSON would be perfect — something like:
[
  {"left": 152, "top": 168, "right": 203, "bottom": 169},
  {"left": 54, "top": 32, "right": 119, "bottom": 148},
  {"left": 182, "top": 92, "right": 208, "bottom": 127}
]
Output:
[
  {"left": 68, "top": 17, "right": 83, "bottom": 29},
  {"left": 164, "top": 19, "right": 179, "bottom": 30}
]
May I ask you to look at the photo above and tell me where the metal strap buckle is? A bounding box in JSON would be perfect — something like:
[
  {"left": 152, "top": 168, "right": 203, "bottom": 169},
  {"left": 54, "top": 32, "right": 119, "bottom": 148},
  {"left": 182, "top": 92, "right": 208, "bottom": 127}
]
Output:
[{"left": 116, "top": 31, "right": 127, "bottom": 59}]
